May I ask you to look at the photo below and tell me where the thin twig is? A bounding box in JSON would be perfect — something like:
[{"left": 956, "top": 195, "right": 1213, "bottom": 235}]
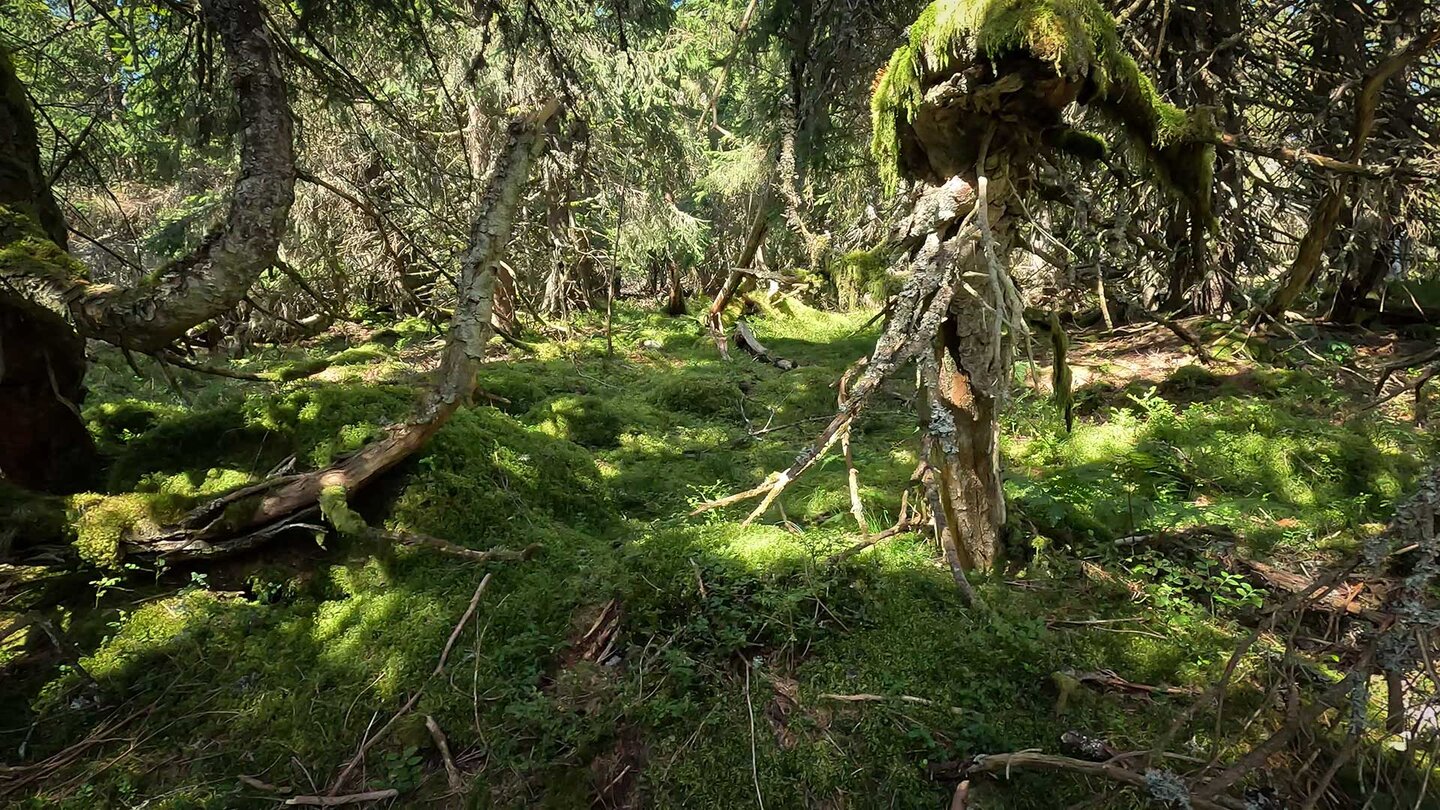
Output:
[{"left": 329, "top": 574, "right": 493, "bottom": 793}]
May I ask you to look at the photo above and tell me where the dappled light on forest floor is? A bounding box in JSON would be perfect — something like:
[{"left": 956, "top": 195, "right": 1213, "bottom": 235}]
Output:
[{"left": 4, "top": 303, "right": 1437, "bottom": 808}]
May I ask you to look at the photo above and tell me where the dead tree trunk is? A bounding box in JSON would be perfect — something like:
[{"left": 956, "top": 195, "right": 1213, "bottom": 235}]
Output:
[{"left": 121, "top": 100, "right": 558, "bottom": 561}]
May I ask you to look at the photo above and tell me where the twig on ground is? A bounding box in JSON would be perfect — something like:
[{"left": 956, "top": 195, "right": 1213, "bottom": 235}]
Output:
[
  {"left": 285, "top": 790, "right": 398, "bottom": 806},
  {"left": 818, "top": 692, "right": 964, "bottom": 715},
  {"left": 329, "top": 573, "right": 493, "bottom": 794},
  {"left": 424, "top": 716, "right": 463, "bottom": 792},
  {"left": 744, "top": 663, "right": 766, "bottom": 810}
]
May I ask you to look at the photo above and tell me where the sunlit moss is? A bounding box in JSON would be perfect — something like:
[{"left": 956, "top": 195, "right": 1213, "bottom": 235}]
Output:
[
  {"left": 67, "top": 492, "right": 189, "bottom": 568},
  {"left": 530, "top": 394, "right": 625, "bottom": 448}
]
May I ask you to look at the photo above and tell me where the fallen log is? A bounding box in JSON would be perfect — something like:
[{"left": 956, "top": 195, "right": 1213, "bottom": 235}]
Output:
[
  {"left": 732, "top": 320, "right": 795, "bottom": 370},
  {"left": 117, "top": 99, "right": 560, "bottom": 562}
]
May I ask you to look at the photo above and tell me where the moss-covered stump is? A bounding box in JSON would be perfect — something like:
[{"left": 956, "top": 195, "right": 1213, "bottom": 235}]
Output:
[{"left": 870, "top": 0, "right": 1214, "bottom": 219}]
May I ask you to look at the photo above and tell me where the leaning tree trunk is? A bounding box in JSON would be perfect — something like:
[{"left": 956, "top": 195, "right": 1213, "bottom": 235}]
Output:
[
  {"left": 120, "top": 100, "right": 559, "bottom": 561},
  {"left": 0, "top": 0, "right": 295, "bottom": 491}
]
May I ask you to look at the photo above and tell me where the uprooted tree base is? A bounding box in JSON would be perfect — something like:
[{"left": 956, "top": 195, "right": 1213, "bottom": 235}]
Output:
[{"left": 695, "top": 0, "right": 1214, "bottom": 573}]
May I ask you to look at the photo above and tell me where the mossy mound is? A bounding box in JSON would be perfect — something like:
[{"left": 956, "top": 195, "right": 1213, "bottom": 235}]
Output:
[
  {"left": 475, "top": 362, "right": 572, "bottom": 413},
  {"left": 529, "top": 394, "right": 625, "bottom": 448},
  {"left": 388, "top": 406, "right": 615, "bottom": 548},
  {"left": 85, "top": 400, "right": 184, "bottom": 448},
  {"left": 649, "top": 366, "right": 749, "bottom": 419}
]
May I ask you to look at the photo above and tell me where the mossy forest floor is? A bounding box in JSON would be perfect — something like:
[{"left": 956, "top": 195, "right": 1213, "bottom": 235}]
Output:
[{"left": 2, "top": 301, "right": 1436, "bottom": 808}]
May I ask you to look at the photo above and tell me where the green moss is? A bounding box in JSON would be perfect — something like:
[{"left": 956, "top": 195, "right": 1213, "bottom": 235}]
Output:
[
  {"left": 270, "top": 357, "right": 332, "bottom": 382},
  {"left": 474, "top": 363, "right": 570, "bottom": 413},
  {"left": 85, "top": 400, "right": 183, "bottom": 447},
  {"left": 831, "top": 247, "right": 895, "bottom": 310},
  {"left": 870, "top": 0, "right": 1214, "bottom": 216},
  {"left": 67, "top": 492, "right": 190, "bottom": 567},
  {"left": 389, "top": 406, "right": 614, "bottom": 547},
  {"left": 0, "top": 204, "right": 87, "bottom": 283},
  {"left": 530, "top": 394, "right": 625, "bottom": 448},
  {"left": 319, "top": 485, "right": 369, "bottom": 536},
  {"left": 650, "top": 367, "right": 749, "bottom": 419}
]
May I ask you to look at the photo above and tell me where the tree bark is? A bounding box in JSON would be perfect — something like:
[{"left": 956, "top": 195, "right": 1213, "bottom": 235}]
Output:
[
  {"left": 123, "top": 100, "right": 558, "bottom": 560},
  {"left": 1266, "top": 24, "right": 1440, "bottom": 317},
  {"left": 0, "top": 47, "right": 96, "bottom": 491}
]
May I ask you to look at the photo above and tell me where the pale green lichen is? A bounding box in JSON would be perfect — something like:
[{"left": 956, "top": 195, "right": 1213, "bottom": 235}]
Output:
[{"left": 871, "top": 0, "right": 1214, "bottom": 220}]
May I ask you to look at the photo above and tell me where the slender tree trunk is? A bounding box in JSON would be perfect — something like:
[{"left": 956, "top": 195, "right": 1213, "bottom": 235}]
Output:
[
  {"left": 665, "top": 260, "right": 687, "bottom": 316},
  {"left": 1266, "top": 24, "right": 1440, "bottom": 317}
]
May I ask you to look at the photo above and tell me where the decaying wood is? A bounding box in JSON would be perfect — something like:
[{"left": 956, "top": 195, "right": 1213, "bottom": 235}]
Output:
[
  {"left": 1063, "top": 669, "right": 1199, "bottom": 698},
  {"left": 959, "top": 750, "right": 1231, "bottom": 810},
  {"left": 817, "top": 693, "right": 963, "bottom": 715},
  {"left": 118, "top": 100, "right": 558, "bottom": 562},
  {"left": 732, "top": 321, "right": 794, "bottom": 370}
]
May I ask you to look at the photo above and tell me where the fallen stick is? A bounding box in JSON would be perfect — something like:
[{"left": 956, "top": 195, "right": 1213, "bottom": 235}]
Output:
[
  {"left": 818, "top": 692, "right": 963, "bottom": 715},
  {"left": 286, "top": 790, "right": 398, "bottom": 806},
  {"left": 424, "top": 716, "right": 463, "bottom": 792},
  {"left": 963, "top": 752, "right": 1230, "bottom": 810},
  {"left": 330, "top": 573, "right": 493, "bottom": 794}
]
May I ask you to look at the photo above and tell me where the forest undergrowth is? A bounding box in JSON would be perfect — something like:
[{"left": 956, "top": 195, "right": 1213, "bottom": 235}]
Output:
[{"left": 2, "top": 302, "right": 1435, "bottom": 809}]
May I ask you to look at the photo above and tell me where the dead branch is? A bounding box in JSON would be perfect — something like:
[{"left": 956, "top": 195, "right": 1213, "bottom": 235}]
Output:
[
  {"left": 961, "top": 751, "right": 1232, "bottom": 810},
  {"left": 424, "top": 716, "right": 463, "bottom": 792},
  {"left": 733, "top": 320, "right": 795, "bottom": 370},
  {"left": 329, "top": 573, "right": 493, "bottom": 794},
  {"left": 285, "top": 790, "right": 398, "bottom": 806},
  {"left": 817, "top": 693, "right": 964, "bottom": 715}
]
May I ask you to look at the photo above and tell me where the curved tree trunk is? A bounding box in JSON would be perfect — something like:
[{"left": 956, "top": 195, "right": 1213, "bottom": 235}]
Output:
[{"left": 0, "top": 0, "right": 295, "bottom": 491}]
